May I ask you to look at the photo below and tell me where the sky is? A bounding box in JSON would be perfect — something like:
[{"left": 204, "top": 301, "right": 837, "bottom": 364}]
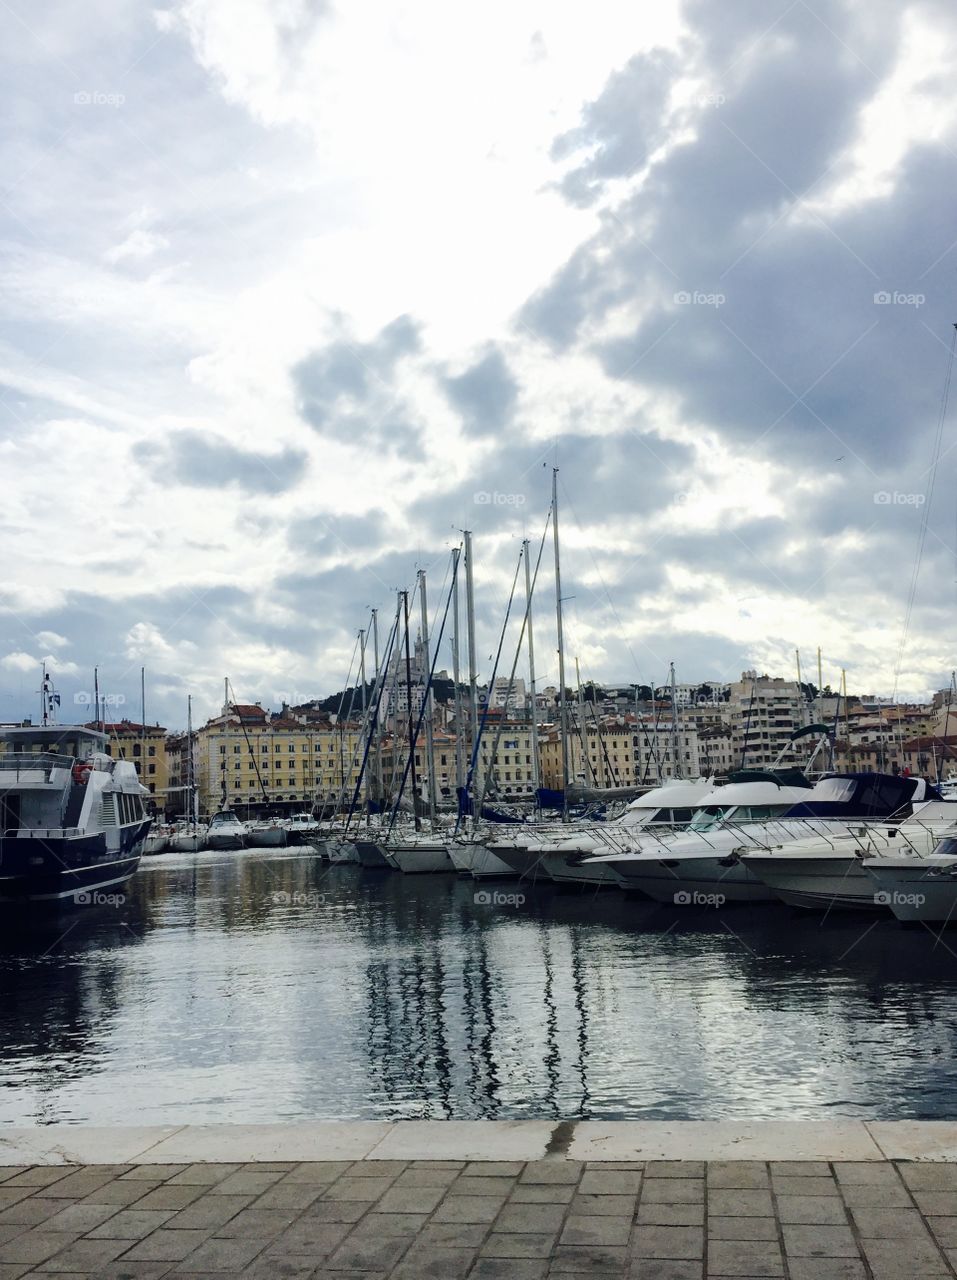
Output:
[{"left": 2, "top": 0, "right": 957, "bottom": 728}]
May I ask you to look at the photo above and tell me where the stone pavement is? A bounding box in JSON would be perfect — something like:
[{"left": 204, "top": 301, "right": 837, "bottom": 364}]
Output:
[{"left": 2, "top": 1157, "right": 957, "bottom": 1279}]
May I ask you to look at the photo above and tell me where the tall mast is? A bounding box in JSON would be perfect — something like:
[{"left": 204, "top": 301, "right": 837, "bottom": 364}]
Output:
[
  {"left": 371, "top": 608, "right": 382, "bottom": 813},
  {"left": 359, "top": 628, "right": 368, "bottom": 824},
  {"left": 463, "top": 524, "right": 478, "bottom": 762},
  {"left": 40, "top": 661, "right": 47, "bottom": 727},
  {"left": 552, "top": 468, "right": 569, "bottom": 819},
  {"left": 94, "top": 666, "right": 101, "bottom": 732},
  {"left": 523, "top": 539, "right": 540, "bottom": 804},
  {"left": 418, "top": 569, "right": 438, "bottom": 826},
  {"left": 402, "top": 589, "right": 421, "bottom": 831},
  {"left": 140, "top": 667, "right": 146, "bottom": 784},
  {"left": 451, "top": 547, "right": 465, "bottom": 799},
  {"left": 186, "top": 694, "right": 196, "bottom": 827},
  {"left": 670, "top": 661, "right": 681, "bottom": 779}
]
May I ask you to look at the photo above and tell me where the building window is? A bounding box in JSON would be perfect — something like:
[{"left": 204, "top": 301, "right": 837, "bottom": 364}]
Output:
[
  {"left": 148, "top": 764, "right": 156, "bottom": 775},
  {"left": 148, "top": 745, "right": 156, "bottom": 757}
]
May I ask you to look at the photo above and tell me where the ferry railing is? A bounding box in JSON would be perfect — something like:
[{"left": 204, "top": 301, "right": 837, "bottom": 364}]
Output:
[
  {"left": 0, "top": 752, "right": 75, "bottom": 781},
  {"left": 2, "top": 827, "right": 83, "bottom": 839}
]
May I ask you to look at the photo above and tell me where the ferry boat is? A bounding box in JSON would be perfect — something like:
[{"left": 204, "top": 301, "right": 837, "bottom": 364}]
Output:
[{"left": 0, "top": 724, "right": 150, "bottom": 904}]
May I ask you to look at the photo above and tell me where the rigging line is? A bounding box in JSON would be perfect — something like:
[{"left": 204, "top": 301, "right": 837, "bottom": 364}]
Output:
[
  {"left": 343, "top": 612, "right": 400, "bottom": 833},
  {"left": 893, "top": 324, "right": 957, "bottom": 700},
  {"left": 557, "top": 474, "right": 653, "bottom": 692}
]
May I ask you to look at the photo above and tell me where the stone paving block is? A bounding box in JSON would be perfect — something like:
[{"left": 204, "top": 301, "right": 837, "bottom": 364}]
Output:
[
  {"left": 519, "top": 1161, "right": 582, "bottom": 1186},
  {"left": 0, "top": 1170, "right": 30, "bottom": 1184},
  {"left": 927, "top": 1216, "right": 957, "bottom": 1247},
  {"left": 0, "top": 1230, "right": 23, "bottom": 1247},
  {"left": 627, "top": 1262, "right": 701, "bottom": 1280},
  {"left": 415, "top": 1160, "right": 465, "bottom": 1169},
  {"left": 770, "top": 1174, "right": 841, "bottom": 1197},
  {"left": 415, "top": 1222, "right": 488, "bottom": 1248},
  {"left": 91, "top": 1262, "right": 172, "bottom": 1279},
  {"left": 480, "top": 1231, "right": 556, "bottom": 1257},
  {"left": 0, "top": 1190, "right": 33, "bottom": 1212},
  {"left": 707, "top": 1238, "right": 785, "bottom": 1276},
  {"left": 833, "top": 1163, "right": 903, "bottom": 1186},
  {"left": 212, "top": 1208, "right": 298, "bottom": 1238},
  {"left": 840, "top": 1180, "right": 912, "bottom": 1208},
  {"left": 707, "top": 1162, "right": 770, "bottom": 1188},
  {"left": 448, "top": 1175, "right": 516, "bottom": 1196},
  {"left": 323, "top": 1233, "right": 411, "bottom": 1270},
  {"left": 510, "top": 1183, "right": 576, "bottom": 1204},
  {"left": 775, "top": 1195, "right": 849, "bottom": 1224},
  {"left": 122, "top": 1228, "right": 212, "bottom": 1262},
  {"left": 250, "top": 1181, "right": 323, "bottom": 1211},
  {"left": 263, "top": 1219, "right": 351, "bottom": 1255},
  {"left": 559, "top": 1215, "right": 631, "bottom": 1246},
  {"left": 0, "top": 1198, "right": 66, "bottom": 1227},
  {"left": 496, "top": 1202, "right": 567, "bottom": 1234},
  {"left": 549, "top": 1243, "right": 627, "bottom": 1272},
  {"left": 464, "top": 1162, "right": 522, "bottom": 1176},
  {"left": 785, "top": 1262, "right": 868, "bottom": 1280},
  {"left": 162, "top": 1195, "right": 252, "bottom": 1230},
  {"left": 280, "top": 1162, "right": 352, "bottom": 1183},
  {"left": 175, "top": 1235, "right": 268, "bottom": 1271},
  {"left": 640, "top": 1178, "right": 703, "bottom": 1203},
  {"left": 348, "top": 1212, "right": 427, "bottom": 1238},
  {"left": 132, "top": 1184, "right": 207, "bottom": 1211},
  {"left": 859, "top": 1236, "right": 950, "bottom": 1277},
  {"left": 2, "top": 1170, "right": 76, "bottom": 1189},
  {"left": 41, "top": 1201, "right": 120, "bottom": 1233},
  {"left": 707, "top": 1189, "right": 774, "bottom": 1217},
  {"left": 851, "top": 1207, "right": 934, "bottom": 1239},
  {"left": 630, "top": 1224, "right": 704, "bottom": 1259},
  {"left": 239, "top": 1162, "right": 296, "bottom": 1173},
  {"left": 914, "top": 1192, "right": 957, "bottom": 1216},
  {"left": 898, "top": 1164, "right": 957, "bottom": 1191},
  {"left": 578, "top": 1170, "right": 642, "bottom": 1195},
  {"left": 635, "top": 1201, "right": 703, "bottom": 1226},
  {"left": 33, "top": 1235, "right": 135, "bottom": 1272},
  {"left": 238, "top": 1259, "right": 317, "bottom": 1279},
  {"left": 430, "top": 1194, "right": 505, "bottom": 1223},
  {"left": 781, "top": 1223, "right": 860, "bottom": 1258},
  {"left": 469, "top": 1260, "right": 547, "bottom": 1279},
  {"left": 708, "top": 1215, "right": 778, "bottom": 1240},
  {"left": 120, "top": 1165, "right": 186, "bottom": 1181},
  {"left": 768, "top": 1163, "right": 832, "bottom": 1177},
  {"left": 390, "top": 1167, "right": 460, "bottom": 1189},
  {"left": 321, "top": 1176, "right": 395, "bottom": 1202},
  {"left": 570, "top": 1193, "right": 638, "bottom": 1217},
  {"left": 586, "top": 1161, "right": 645, "bottom": 1170},
  {"left": 208, "top": 1171, "right": 286, "bottom": 1197},
  {"left": 87, "top": 1209, "right": 176, "bottom": 1239},
  {"left": 300, "top": 1200, "right": 369, "bottom": 1224},
  {"left": 167, "top": 1165, "right": 244, "bottom": 1187},
  {"left": 81, "top": 1179, "right": 161, "bottom": 1206},
  {"left": 347, "top": 1160, "right": 408, "bottom": 1177},
  {"left": 647, "top": 1161, "right": 705, "bottom": 1178},
  {"left": 0, "top": 1230, "right": 77, "bottom": 1265},
  {"left": 41, "top": 1171, "right": 118, "bottom": 1199},
  {"left": 390, "top": 1243, "right": 476, "bottom": 1278}
]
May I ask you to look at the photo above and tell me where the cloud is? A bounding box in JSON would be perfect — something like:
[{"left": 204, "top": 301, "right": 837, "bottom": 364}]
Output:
[
  {"left": 441, "top": 348, "right": 518, "bottom": 438},
  {"left": 135, "top": 431, "right": 308, "bottom": 494}
]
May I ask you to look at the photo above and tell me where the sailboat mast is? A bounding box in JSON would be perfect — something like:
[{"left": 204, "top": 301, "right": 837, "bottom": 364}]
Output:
[
  {"left": 371, "top": 608, "right": 382, "bottom": 812},
  {"left": 669, "top": 661, "right": 681, "bottom": 779},
  {"left": 140, "top": 667, "right": 146, "bottom": 787},
  {"left": 552, "top": 468, "right": 570, "bottom": 819},
  {"left": 40, "top": 661, "right": 47, "bottom": 727},
  {"left": 402, "top": 589, "right": 421, "bottom": 832},
  {"left": 418, "top": 570, "right": 438, "bottom": 825},
  {"left": 523, "top": 539, "right": 540, "bottom": 804},
  {"left": 359, "top": 628, "right": 368, "bottom": 825},
  {"left": 186, "top": 694, "right": 196, "bottom": 827},
  {"left": 451, "top": 547, "right": 465, "bottom": 799},
  {"left": 464, "top": 531, "right": 479, "bottom": 760}
]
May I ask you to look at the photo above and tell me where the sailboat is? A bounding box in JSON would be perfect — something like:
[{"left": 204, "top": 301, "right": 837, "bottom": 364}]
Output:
[{"left": 170, "top": 696, "right": 205, "bottom": 851}]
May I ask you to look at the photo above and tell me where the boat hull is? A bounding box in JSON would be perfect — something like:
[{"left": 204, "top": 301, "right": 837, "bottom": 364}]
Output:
[
  {"left": 864, "top": 857, "right": 957, "bottom": 923},
  {"left": 448, "top": 842, "right": 516, "bottom": 879},
  {"left": 207, "top": 833, "right": 245, "bottom": 851},
  {"left": 354, "top": 840, "right": 393, "bottom": 869},
  {"left": 389, "top": 844, "right": 455, "bottom": 874},
  {"left": 599, "top": 854, "right": 775, "bottom": 903},
  {"left": 0, "top": 822, "right": 149, "bottom": 904},
  {"left": 247, "top": 828, "right": 288, "bottom": 848},
  {"left": 743, "top": 856, "right": 877, "bottom": 910},
  {"left": 539, "top": 850, "right": 620, "bottom": 887},
  {"left": 169, "top": 833, "right": 204, "bottom": 853}
]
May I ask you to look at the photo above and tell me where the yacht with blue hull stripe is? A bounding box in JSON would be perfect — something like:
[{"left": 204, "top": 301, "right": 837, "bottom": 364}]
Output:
[{"left": 0, "top": 725, "right": 151, "bottom": 904}]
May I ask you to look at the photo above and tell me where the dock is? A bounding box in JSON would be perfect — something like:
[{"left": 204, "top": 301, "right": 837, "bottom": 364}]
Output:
[{"left": 2, "top": 1122, "right": 957, "bottom": 1276}]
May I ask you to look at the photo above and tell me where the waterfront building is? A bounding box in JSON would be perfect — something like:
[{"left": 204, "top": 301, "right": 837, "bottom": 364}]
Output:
[{"left": 87, "top": 719, "right": 169, "bottom": 802}]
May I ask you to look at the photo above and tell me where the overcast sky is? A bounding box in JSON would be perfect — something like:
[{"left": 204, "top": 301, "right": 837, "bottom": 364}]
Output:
[{"left": 2, "top": 0, "right": 957, "bottom": 728}]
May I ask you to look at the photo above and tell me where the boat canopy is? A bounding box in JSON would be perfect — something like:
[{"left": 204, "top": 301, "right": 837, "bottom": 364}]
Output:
[{"left": 782, "top": 772, "right": 932, "bottom": 819}]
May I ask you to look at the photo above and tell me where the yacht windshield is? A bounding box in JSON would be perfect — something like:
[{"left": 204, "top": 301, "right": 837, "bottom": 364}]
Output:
[
  {"left": 933, "top": 836, "right": 957, "bottom": 857},
  {"left": 687, "top": 805, "right": 732, "bottom": 831}
]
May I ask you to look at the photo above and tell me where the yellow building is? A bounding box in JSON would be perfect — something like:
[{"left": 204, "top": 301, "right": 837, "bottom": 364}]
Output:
[{"left": 91, "top": 719, "right": 170, "bottom": 803}]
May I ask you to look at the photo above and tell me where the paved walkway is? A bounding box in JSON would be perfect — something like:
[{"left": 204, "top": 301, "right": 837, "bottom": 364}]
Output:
[{"left": 2, "top": 1156, "right": 957, "bottom": 1279}]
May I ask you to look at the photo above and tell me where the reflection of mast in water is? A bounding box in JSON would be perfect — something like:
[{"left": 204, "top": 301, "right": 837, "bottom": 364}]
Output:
[
  {"left": 538, "top": 926, "right": 562, "bottom": 1119},
  {"left": 460, "top": 924, "right": 503, "bottom": 1117},
  {"left": 569, "top": 928, "right": 592, "bottom": 1117}
]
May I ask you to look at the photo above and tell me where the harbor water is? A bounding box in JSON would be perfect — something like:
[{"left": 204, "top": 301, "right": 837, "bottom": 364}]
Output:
[{"left": 1, "top": 846, "right": 956, "bottom": 1126}]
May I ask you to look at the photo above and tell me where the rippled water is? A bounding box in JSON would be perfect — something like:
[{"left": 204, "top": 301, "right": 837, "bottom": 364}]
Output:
[{"left": 1, "top": 846, "right": 957, "bottom": 1125}]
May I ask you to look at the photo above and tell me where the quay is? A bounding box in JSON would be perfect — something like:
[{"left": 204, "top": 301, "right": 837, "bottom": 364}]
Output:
[{"left": 3, "top": 1124, "right": 957, "bottom": 1277}]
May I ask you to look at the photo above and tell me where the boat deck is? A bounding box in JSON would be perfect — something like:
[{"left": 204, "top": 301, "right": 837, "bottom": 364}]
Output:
[{"left": 2, "top": 1123, "right": 957, "bottom": 1276}]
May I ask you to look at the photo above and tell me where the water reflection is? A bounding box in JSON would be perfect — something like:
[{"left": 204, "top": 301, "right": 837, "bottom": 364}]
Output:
[{"left": 1, "top": 847, "right": 956, "bottom": 1124}]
